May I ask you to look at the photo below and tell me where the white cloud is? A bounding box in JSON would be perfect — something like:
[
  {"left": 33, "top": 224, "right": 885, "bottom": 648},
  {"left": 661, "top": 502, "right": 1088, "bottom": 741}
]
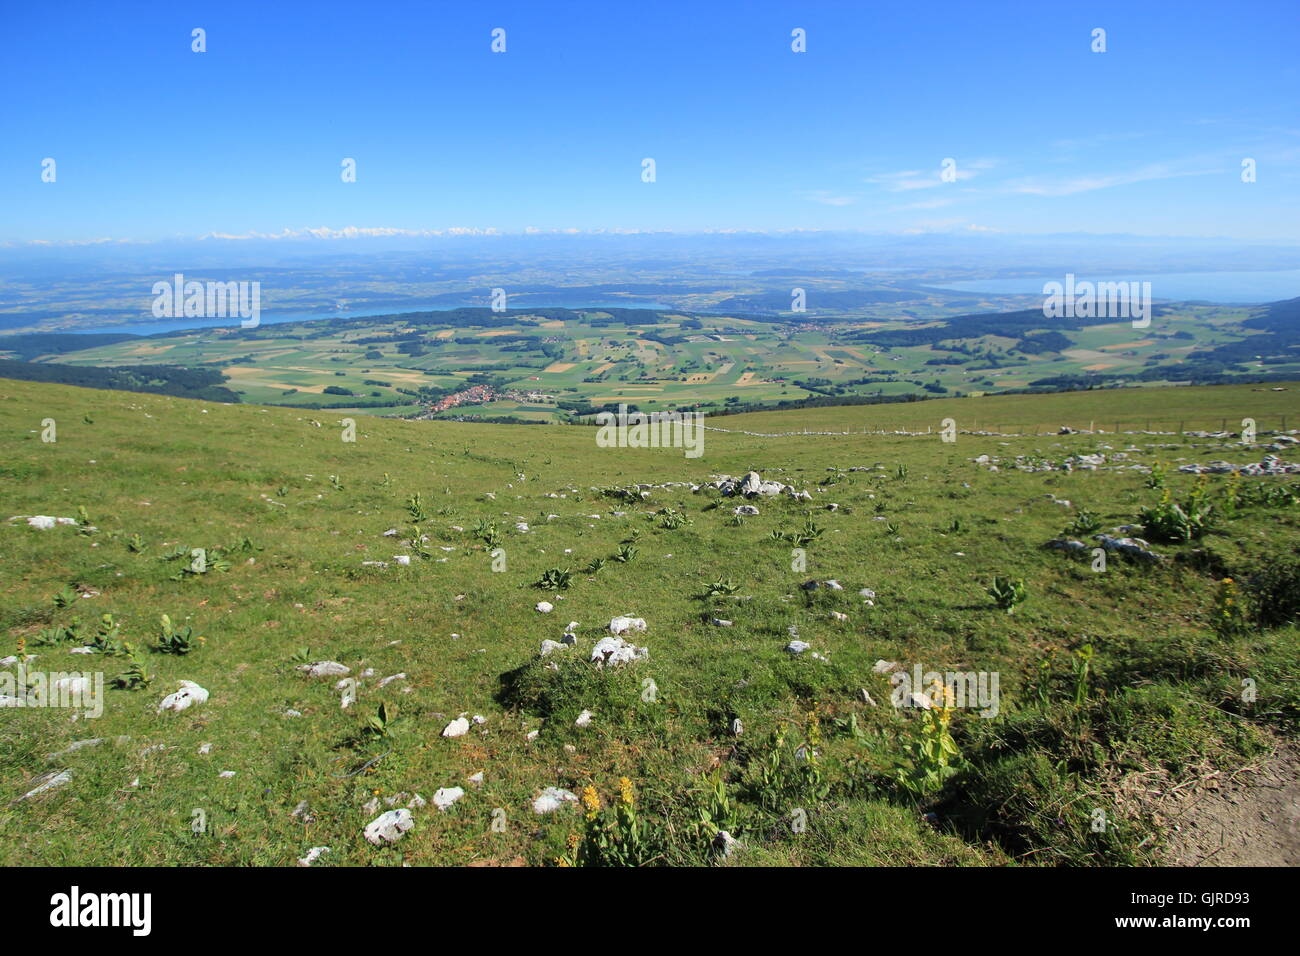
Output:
[
  {"left": 867, "top": 159, "right": 998, "bottom": 192},
  {"left": 1008, "top": 163, "right": 1218, "bottom": 197}
]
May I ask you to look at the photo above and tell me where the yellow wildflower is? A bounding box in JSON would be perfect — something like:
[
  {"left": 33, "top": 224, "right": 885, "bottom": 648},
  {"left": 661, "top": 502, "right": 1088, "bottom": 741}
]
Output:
[
  {"left": 618, "top": 777, "right": 635, "bottom": 807},
  {"left": 580, "top": 784, "right": 601, "bottom": 820}
]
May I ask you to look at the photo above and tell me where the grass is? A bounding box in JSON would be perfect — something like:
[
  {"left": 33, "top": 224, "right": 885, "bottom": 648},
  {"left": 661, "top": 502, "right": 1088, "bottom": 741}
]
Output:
[{"left": 0, "top": 375, "right": 1296, "bottom": 866}]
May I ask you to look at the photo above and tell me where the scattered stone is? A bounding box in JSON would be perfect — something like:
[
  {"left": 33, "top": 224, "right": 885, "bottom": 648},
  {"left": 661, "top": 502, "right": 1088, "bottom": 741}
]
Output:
[
  {"left": 47, "top": 738, "right": 105, "bottom": 760},
  {"left": 157, "top": 680, "right": 209, "bottom": 714},
  {"left": 785, "top": 640, "right": 811, "bottom": 655},
  {"left": 298, "top": 661, "right": 350, "bottom": 678},
  {"left": 364, "top": 808, "right": 414, "bottom": 845},
  {"left": 575, "top": 709, "right": 594, "bottom": 728},
  {"left": 608, "top": 615, "right": 647, "bottom": 636},
  {"left": 433, "top": 787, "right": 465, "bottom": 811},
  {"left": 713, "top": 830, "right": 741, "bottom": 858},
  {"left": 1045, "top": 538, "right": 1089, "bottom": 553},
  {"left": 532, "top": 787, "right": 578, "bottom": 814},
  {"left": 801, "top": 579, "right": 843, "bottom": 591},
  {"left": 535, "top": 601, "right": 554, "bottom": 614},
  {"left": 298, "top": 846, "right": 330, "bottom": 867},
  {"left": 442, "top": 717, "right": 470, "bottom": 738},
  {"left": 15, "top": 769, "right": 72, "bottom": 802},
  {"left": 1094, "top": 533, "right": 1164, "bottom": 563},
  {"left": 591, "top": 636, "right": 647, "bottom": 667}
]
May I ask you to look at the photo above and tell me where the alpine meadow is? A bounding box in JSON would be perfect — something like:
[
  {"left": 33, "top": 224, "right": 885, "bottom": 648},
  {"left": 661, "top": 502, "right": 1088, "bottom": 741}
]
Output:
[{"left": 1, "top": 0, "right": 1298, "bottom": 913}]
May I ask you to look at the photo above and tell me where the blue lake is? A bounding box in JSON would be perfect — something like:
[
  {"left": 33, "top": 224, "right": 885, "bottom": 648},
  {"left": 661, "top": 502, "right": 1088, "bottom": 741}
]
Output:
[{"left": 934, "top": 268, "right": 1300, "bottom": 304}]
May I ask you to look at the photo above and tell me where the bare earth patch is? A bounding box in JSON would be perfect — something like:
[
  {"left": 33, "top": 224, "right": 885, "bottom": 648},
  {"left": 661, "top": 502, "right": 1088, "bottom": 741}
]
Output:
[{"left": 1163, "top": 741, "right": 1300, "bottom": 866}]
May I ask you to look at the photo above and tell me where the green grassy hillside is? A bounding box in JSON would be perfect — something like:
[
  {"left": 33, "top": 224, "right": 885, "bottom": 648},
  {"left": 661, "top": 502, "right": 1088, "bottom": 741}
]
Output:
[{"left": 1, "top": 377, "right": 1296, "bottom": 866}]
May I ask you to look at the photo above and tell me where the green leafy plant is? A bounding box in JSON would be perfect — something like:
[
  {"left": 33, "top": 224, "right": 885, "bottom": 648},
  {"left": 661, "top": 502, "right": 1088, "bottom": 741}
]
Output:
[
  {"left": 690, "top": 773, "right": 745, "bottom": 844},
  {"left": 584, "top": 556, "right": 606, "bottom": 575},
  {"left": 33, "top": 626, "right": 71, "bottom": 647},
  {"left": 987, "top": 575, "right": 1027, "bottom": 613},
  {"left": 614, "top": 543, "right": 638, "bottom": 563},
  {"left": 698, "top": 577, "right": 740, "bottom": 598},
  {"left": 535, "top": 567, "right": 573, "bottom": 591},
  {"left": 894, "top": 689, "right": 962, "bottom": 797},
  {"left": 1210, "top": 578, "right": 1248, "bottom": 638},
  {"left": 558, "top": 778, "right": 658, "bottom": 867},
  {"left": 1072, "top": 644, "right": 1095, "bottom": 707},
  {"left": 153, "top": 613, "right": 204, "bottom": 655},
  {"left": 751, "top": 724, "right": 830, "bottom": 812},
  {"left": 1066, "top": 510, "right": 1102, "bottom": 536},
  {"left": 110, "top": 657, "right": 153, "bottom": 691},
  {"left": 1244, "top": 554, "right": 1300, "bottom": 628},
  {"left": 363, "top": 702, "right": 396, "bottom": 738},
  {"left": 1139, "top": 485, "right": 1214, "bottom": 543},
  {"left": 779, "top": 515, "right": 824, "bottom": 547},
  {"left": 472, "top": 518, "right": 501, "bottom": 549},
  {"left": 90, "top": 614, "right": 130, "bottom": 657},
  {"left": 657, "top": 507, "right": 688, "bottom": 530},
  {"left": 1145, "top": 460, "right": 1166, "bottom": 490}
]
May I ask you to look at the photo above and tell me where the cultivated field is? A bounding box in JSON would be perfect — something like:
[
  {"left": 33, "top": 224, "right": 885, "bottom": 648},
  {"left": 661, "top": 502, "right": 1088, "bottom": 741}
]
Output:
[{"left": 30, "top": 302, "right": 1294, "bottom": 422}]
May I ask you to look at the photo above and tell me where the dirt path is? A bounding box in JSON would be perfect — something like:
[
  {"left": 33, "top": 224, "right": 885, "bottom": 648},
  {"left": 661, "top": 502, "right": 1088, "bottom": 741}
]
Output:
[{"left": 1163, "top": 741, "right": 1300, "bottom": 866}]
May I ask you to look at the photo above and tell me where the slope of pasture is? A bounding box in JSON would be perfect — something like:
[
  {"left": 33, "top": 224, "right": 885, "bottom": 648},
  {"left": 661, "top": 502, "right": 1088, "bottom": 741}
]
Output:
[
  {"left": 712, "top": 382, "right": 1300, "bottom": 435},
  {"left": 1, "top": 377, "right": 1297, "bottom": 866}
]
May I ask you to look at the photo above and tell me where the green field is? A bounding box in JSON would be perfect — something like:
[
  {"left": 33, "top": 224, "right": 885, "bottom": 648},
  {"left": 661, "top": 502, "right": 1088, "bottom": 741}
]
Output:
[
  {"left": 24, "top": 302, "right": 1298, "bottom": 423},
  {"left": 1, "top": 377, "right": 1297, "bottom": 866}
]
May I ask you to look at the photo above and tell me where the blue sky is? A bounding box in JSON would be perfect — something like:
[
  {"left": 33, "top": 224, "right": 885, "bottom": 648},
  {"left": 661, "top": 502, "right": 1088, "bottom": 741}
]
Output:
[{"left": 1, "top": 0, "right": 1297, "bottom": 243}]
